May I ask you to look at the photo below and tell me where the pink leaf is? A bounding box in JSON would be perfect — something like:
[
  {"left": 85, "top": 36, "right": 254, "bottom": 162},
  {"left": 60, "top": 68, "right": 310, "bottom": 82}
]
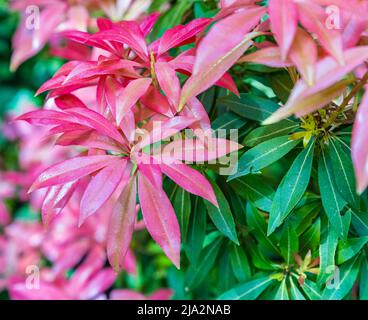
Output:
[
  {"left": 54, "top": 94, "right": 87, "bottom": 110},
  {"left": 67, "top": 246, "right": 106, "bottom": 293},
  {"left": 238, "top": 46, "right": 293, "bottom": 68},
  {"left": 263, "top": 46, "right": 368, "bottom": 123},
  {"left": 159, "top": 159, "right": 218, "bottom": 206},
  {"left": 11, "top": 3, "right": 66, "bottom": 70},
  {"left": 137, "top": 155, "right": 163, "bottom": 187},
  {"left": 155, "top": 61, "right": 181, "bottom": 110},
  {"left": 107, "top": 171, "right": 137, "bottom": 272},
  {"left": 79, "top": 268, "right": 116, "bottom": 300},
  {"left": 29, "top": 155, "right": 118, "bottom": 192},
  {"left": 91, "top": 21, "right": 148, "bottom": 59},
  {"left": 110, "top": 290, "right": 146, "bottom": 300},
  {"left": 140, "top": 86, "right": 174, "bottom": 117},
  {"left": 268, "top": 0, "right": 298, "bottom": 60},
  {"left": 66, "top": 107, "right": 125, "bottom": 144},
  {"left": 136, "top": 116, "right": 197, "bottom": 150},
  {"left": 56, "top": 129, "right": 124, "bottom": 153},
  {"left": 179, "top": 6, "right": 266, "bottom": 109},
  {"left": 161, "top": 138, "right": 242, "bottom": 162},
  {"left": 79, "top": 159, "right": 127, "bottom": 226},
  {"left": 157, "top": 18, "right": 211, "bottom": 56},
  {"left": 63, "top": 59, "right": 141, "bottom": 85},
  {"left": 149, "top": 289, "right": 173, "bottom": 300},
  {"left": 288, "top": 28, "right": 318, "bottom": 86},
  {"left": 0, "top": 202, "right": 10, "bottom": 226},
  {"left": 296, "top": 0, "right": 344, "bottom": 65},
  {"left": 181, "top": 97, "right": 211, "bottom": 132},
  {"left": 138, "top": 170, "right": 181, "bottom": 268},
  {"left": 9, "top": 279, "right": 68, "bottom": 300},
  {"left": 215, "top": 72, "right": 239, "bottom": 96},
  {"left": 42, "top": 180, "right": 78, "bottom": 228},
  {"left": 116, "top": 78, "right": 152, "bottom": 125},
  {"left": 140, "top": 13, "right": 160, "bottom": 36}
]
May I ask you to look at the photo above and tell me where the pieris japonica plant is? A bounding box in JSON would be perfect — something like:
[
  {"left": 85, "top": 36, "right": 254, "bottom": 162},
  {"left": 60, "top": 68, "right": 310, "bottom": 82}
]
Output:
[{"left": 2, "top": 0, "right": 368, "bottom": 301}]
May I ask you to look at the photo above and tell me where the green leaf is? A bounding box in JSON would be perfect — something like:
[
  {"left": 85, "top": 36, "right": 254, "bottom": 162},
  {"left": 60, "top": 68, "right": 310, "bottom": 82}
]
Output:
[
  {"left": 322, "top": 254, "right": 361, "bottom": 300},
  {"left": 290, "top": 201, "right": 320, "bottom": 235},
  {"left": 230, "top": 244, "right": 251, "bottom": 282},
  {"left": 318, "top": 217, "right": 339, "bottom": 285},
  {"left": 337, "top": 237, "right": 368, "bottom": 264},
  {"left": 212, "top": 111, "right": 247, "bottom": 132},
  {"left": 246, "top": 202, "right": 281, "bottom": 256},
  {"left": 228, "top": 193, "right": 247, "bottom": 226},
  {"left": 243, "top": 121, "right": 298, "bottom": 147},
  {"left": 173, "top": 187, "right": 191, "bottom": 241},
  {"left": 230, "top": 175, "right": 274, "bottom": 212},
  {"left": 217, "top": 93, "right": 288, "bottom": 122},
  {"left": 149, "top": 0, "right": 192, "bottom": 39},
  {"left": 248, "top": 243, "right": 280, "bottom": 271},
  {"left": 289, "top": 277, "right": 306, "bottom": 300},
  {"left": 300, "top": 219, "right": 321, "bottom": 253},
  {"left": 359, "top": 257, "right": 368, "bottom": 300},
  {"left": 229, "top": 136, "right": 301, "bottom": 180},
  {"left": 300, "top": 278, "right": 323, "bottom": 300},
  {"left": 204, "top": 178, "right": 239, "bottom": 244},
  {"left": 318, "top": 147, "right": 346, "bottom": 237},
  {"left": 193, "top": 0, "right": 219, "bottom": 18},
  {"left": 185, "top": 238, "right": 223, "bottom": 291},
  {"left": 217, "top": 275, "right": 274, "bottom": 300},
  {"left": 328, "top": 137, "right": 358, "bottom": 207},
  {"left": 185, "top": 197, "right": 207, "bottom": 265},
  {"left": 270, "top": 72, "right": 293, "bottom": 103},
  {"left": 268, "top": 140, "right": 315, "bottom": 235},
  {"left": 279, "top": 222, "right": 299, "bottom": 265},
  {"left": 218, "top": 250, "right": 238, "bottom": 292},
  {"left": 199, "top": 87, "right": 216, "bottom": 113},
  {"left": 341, "top": 210, "right": 352, "bottom": 241},
  {"left": 351, "top": 209, "right": 368, "bottom": 237},
  {"left": 274, "top": 278, "right": 290, "bottom": 300}
]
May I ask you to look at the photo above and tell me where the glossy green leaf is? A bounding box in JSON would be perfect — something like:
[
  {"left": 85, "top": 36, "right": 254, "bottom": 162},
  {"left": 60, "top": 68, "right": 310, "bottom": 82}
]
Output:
[
  {"left": 300, "top": 278, "right": 323, "bottom": 300},
  {"left": 217, "top": 275, "right": 274, "bottom": 300},
  {"left": 212, "top": 111, "right": 247, "bottom": 132},
  {"left": 150, "top": 0, "right": 192, "bottom": 39},
  {"left": 274, "top": 278, "right": 290, "bottom": 300},
  {"left": 279, "top": 222, "right": 299, "bottom": 265},
  {"left": 318, "top": 147, "right": 346, "bottom": 237},
  {"left": 204, "top": 178, "right": 239, "bottom": 244},
  {"left": 300, "top": 218, "right": 321, "bottom": 253},
  {"left": 229, "top": 136, "right": 301, "bottom": 180},
  {"left": 289, "top": 277, "right": 306, "bottom": 300},
  {"left": 328, "top": 137, "right": 358, "bottom": 207},
  {"left": 246, "top": 202, "right": 281, "bottom": 256},
  {"left": 270, "top": 72, "right": 293, "bottom": 103},
  {"left": 173, "top": 187, "right": 191, "bottom": 241},
  {"left": 217, "top": 93, "right": 287, "bottom": 122},
  {"left": 318, "top": 217, "right": 339, "bottom": 285},
  {"left": 337, "top": 237, "right": 368, "bottom": 264},
  {"left": 243, "top": 121, "right": 298, "bottom": 147},
  {"left": 268, "top": 140, "right": 315, "bottom": 235},
  {"left": 322, "top": 254, "right": 361, "bottom": 300},
  {"left": 230, "top": 175, "right": 275, "bottom": 212},
  {"left": 359, "top": 257, "right": 368, "bottom": 300},
  {"left": 185, "top": 197, "right": 207, "bottom": 266},
  {"left": 185, "top": 238, "right": 223, "bottom": 291},
  {"left": 230, "top": 244, "right": 251, "bottom": 282},
  {"left": 351, "top": 209, "right": 368, "bottom": 237}
]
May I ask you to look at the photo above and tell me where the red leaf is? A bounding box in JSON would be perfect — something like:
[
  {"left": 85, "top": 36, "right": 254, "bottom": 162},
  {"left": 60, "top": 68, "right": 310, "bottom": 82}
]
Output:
[
  {"left": 138, "top": 170, "right": 181, "bottom": 268},
  {"left": 107, "top": 170, "right": 137, "bottom": 272}
]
